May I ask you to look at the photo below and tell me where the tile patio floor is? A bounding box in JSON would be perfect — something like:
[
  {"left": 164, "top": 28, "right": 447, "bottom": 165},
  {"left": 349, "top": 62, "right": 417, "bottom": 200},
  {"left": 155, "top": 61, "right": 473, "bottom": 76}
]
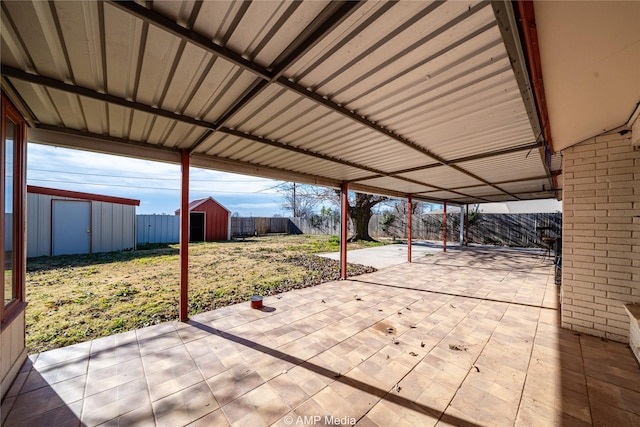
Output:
[{"left": 2, "top": 247, "right": 639, "bottom": 426}]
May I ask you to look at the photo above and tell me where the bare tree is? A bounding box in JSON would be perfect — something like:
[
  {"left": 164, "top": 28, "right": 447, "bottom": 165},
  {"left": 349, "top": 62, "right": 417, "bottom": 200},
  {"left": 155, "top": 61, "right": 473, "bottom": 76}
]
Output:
[
  {"left": 347, "top": 193, "right": 388, "bottom": 241},
  {"left": 275, "top": 182, "right": 320, "bottom": 218},
  {"left": 277, "top": 181, "right": 393, "bottom": 241}
]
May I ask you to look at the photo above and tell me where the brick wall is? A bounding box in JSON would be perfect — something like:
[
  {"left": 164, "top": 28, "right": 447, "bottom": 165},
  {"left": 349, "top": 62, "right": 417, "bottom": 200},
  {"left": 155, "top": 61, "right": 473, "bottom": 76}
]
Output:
[{"left": 562, "top": 131, "right": 640, "bottom": 342}]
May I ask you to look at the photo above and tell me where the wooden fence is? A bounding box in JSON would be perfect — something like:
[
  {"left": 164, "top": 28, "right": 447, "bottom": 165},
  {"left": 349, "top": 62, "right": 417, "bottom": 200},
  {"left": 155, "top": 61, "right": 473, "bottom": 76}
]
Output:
[
  {"left": 367, "top": 212, "right": 561, "bottom": 248},
  {"left": 230, "top": 217, "right": 292, "bottom": 237},
  {"left": 136, "top": 213, "right": 562, "bottom": 248}
]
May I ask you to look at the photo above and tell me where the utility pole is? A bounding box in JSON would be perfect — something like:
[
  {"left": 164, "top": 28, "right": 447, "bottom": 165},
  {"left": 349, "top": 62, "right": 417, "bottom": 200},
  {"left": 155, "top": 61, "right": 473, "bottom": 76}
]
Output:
[{"left": 293, "top": 182, "right": 296, "bottom": 217}]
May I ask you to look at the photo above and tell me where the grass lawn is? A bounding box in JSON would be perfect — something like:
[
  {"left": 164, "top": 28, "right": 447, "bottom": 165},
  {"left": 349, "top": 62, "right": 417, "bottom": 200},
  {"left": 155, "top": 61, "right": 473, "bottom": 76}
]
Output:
[{"left": 25, "top": 235, "right": 389, "bottom": 353}]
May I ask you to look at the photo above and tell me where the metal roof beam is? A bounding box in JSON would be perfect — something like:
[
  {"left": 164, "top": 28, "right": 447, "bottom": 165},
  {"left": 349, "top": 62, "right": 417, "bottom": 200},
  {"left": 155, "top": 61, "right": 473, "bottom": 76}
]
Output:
[
  {"left": 3, "top": 66, "right": 482, "bottom": 201},
  {"left": 28, "top": 124, "right": 342, "bottom": 189},
  {"left": 29, "top": 124, "right": 466, "bottom": 203},
  {"left": 188, "top": 1, "right": 363, "bottom": 152},
  {"left": 220, "top": 128, "right": 487, "bottom": 201},
  {"left": 352, "top": 142, "right": 543, "bottom": 182},
  {"left": 2, "top": 66, "right": 215, "bottom": 129},
  {"left": 107, "top": 1, "right": 273, "bottom": 80},
  {"left": 107, "top": 0, "right": 519, "bottom": 200}
]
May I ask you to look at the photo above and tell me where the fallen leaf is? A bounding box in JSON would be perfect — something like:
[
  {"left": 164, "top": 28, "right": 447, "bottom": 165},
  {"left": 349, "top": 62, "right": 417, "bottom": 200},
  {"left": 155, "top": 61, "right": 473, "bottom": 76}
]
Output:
[{"left": 449, "top": 344, "right": 467, "bottom": 351}]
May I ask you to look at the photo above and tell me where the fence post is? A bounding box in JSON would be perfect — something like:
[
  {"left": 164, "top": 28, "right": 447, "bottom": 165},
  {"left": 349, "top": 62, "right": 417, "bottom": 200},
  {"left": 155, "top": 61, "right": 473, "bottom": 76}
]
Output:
[
  {"left": 340, "top": 182, "right": 348, "bottom": 280},
  {"left": 407, "top": 195, "right": 412, "bottom": 262},
  {"left": 443, "top": 202, "right": 447, "bottom": 252}
]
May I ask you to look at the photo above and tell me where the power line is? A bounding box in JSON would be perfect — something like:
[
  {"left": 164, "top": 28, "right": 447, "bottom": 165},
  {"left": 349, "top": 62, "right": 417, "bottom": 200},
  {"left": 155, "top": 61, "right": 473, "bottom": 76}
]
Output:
[
  {"left": 27, "top": 167, "right": 272, "bottom": 183},
  {"left": 26, "top": 178, "right": 278, "bottom": 195}
]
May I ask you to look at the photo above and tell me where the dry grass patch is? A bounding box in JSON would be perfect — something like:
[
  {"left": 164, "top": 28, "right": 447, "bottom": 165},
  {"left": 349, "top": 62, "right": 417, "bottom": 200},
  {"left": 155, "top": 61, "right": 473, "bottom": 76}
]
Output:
[{"left": 26, "top": 235, "right": 385, "bottom": 353}]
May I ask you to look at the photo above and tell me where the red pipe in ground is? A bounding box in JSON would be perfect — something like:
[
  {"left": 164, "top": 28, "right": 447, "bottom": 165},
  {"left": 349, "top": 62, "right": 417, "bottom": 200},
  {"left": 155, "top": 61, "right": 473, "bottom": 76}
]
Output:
[
  {"left": 340, "top": 182, "right": 348, "bottom": 279},
  {"left": 179, "top": 149, "right": 190, "bottom": 321},
  {"left": 443, "top": 201, "right": 447, "bottom": 252},
  {"left": 407, "top": 195, "right": 412, "bottom": 263}
]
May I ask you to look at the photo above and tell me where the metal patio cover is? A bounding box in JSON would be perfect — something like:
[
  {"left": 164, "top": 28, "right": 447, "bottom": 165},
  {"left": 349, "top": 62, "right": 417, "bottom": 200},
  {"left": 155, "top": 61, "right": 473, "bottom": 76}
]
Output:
[{"left": 1, "top": 0, "right": 556, "bottom": 205}]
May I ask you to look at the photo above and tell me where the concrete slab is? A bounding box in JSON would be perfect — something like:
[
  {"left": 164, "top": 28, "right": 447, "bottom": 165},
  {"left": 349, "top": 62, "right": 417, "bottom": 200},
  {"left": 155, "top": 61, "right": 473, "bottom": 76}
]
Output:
[
  {"left": 6, "top": 248, "right": 638, "bottom": 426},
  {"left": 317, "top": 241, "right": 458, "bottom": 269}
]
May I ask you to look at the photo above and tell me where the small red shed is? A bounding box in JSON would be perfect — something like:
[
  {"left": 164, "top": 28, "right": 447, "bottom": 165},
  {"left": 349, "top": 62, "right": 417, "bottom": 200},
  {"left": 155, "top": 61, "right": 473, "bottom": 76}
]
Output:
[{"left": 175, "top": 197, "right": 230, "bottom": 242}]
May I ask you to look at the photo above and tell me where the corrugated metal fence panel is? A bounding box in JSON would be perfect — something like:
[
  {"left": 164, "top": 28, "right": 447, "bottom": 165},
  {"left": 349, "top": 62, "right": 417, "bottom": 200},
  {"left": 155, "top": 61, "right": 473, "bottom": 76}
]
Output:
[
  {"left": 92, "top": 202, "right": 136, "bottom": 253},
  {"left": 136, "top": 215, "right": 180, "bottom": 244},
  {"left": 27, "top": 192, "right": 54, "bottom": 257}
]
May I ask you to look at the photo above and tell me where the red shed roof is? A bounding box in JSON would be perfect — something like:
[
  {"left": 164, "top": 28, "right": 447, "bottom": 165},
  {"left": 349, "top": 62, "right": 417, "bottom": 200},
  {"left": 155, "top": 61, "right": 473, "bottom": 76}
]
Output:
[
  {"left": 175, "top": 196, "right": 230, "bottom": 215},
  {"left": 27, "top": 185, "right": 140, "bottom": 206}
]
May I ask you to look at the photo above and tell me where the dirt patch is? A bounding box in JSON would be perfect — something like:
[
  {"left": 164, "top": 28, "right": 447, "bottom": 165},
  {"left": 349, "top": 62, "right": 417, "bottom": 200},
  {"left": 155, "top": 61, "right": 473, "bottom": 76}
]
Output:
[
  {"left": 372, "top": 320, "right": 397, "bottom": 336},
  {"left": 25, "top": 235, "right": 377, "bottom": 353}
]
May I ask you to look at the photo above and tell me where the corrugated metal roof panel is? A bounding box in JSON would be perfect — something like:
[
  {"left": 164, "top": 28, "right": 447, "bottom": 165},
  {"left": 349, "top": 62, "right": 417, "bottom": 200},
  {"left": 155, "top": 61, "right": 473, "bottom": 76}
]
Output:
[
  {"left": 355, "top": 177, "right": 436, "bottom": 195},
  {"left": 451, "top": 185, "right": 499, "bottom": 198},
  {"left": 498, "top": 179, "right": 554, "bottom": 196},
  {"left": 398, "top": 166, "right": 484, "bottom": 189},
  {"left": 1, "top": 0, "right": 557, "bottom": 204},
  {"left": 457, "top": 150, "right": 548, "bottom": 183},
  {"left": 416, "top": 190, "right": 470, "bottom": 201}
]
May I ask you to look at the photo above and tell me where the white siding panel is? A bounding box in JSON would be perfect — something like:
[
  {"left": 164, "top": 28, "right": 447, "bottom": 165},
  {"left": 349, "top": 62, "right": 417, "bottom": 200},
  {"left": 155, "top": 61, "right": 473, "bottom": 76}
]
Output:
[
  {"left": 26, "top": 193, "right": 53, "bottom": 258},
  {"left": 26, "top": 193, "right": 136, "bottom": 257},
  {"left": 91, "top": 202, "right": 136, "bottom": 253}
]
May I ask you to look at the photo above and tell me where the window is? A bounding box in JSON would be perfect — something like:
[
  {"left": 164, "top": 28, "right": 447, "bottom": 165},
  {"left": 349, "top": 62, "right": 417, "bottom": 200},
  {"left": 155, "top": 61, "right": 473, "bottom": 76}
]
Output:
[
  {"left": 1, "top": 94, "right": 26, "bottom": 325},
  {"left": 4, "top": 119, "right": 15, "bottom": 306}
]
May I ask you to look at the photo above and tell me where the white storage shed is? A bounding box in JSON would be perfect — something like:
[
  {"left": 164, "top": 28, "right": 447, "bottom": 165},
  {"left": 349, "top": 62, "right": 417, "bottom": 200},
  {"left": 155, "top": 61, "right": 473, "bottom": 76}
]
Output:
[{"left": 27, "top": 186, "right": 140, "bottom": 257}]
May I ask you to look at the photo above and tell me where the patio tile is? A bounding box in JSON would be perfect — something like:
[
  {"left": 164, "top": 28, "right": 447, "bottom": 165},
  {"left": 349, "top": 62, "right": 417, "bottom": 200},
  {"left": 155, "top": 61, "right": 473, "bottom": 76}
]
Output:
[
  {"left": 206, "top": 364, "right": 265, "bottom": 406},
  {"left": 4, "top": 383, "right": 81, "bottom": 426},
  {"left": 4, "top": 247, "right": 640, "bottom": 427},
  {"left": 6, "top": 400, "right": 83, "bottom": 427},
  {"left": 85, "top": 357, "right": 145, "bottom": 397},
  {"left": 146, "top": 362, "right": 205, "bottom": 402},
  {"left": 152, "top": 381, "right": 219, "bottom": 427},
  {"left": 137, "top": 331, "right": 184, "bottom": 356},
  {"left": 186, "top": 408, "right": 230, "bottom": 426},
  {"left": 221, "top": 383, "right": 290, "bottom": 427},
  {"left": 98, "top": 403, "right": 154, "bottom": 426},
  {"left": 81, "top": 377, "right": 150, "bottom": 425}
]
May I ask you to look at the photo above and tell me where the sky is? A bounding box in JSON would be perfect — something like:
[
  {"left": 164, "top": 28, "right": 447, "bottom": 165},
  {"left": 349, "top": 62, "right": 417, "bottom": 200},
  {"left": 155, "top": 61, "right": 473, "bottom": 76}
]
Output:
[
  {"left": 25, "top": 143, "right": 561, "bottom": 217},
  {"left": 26, "top": 143, "right": 291, "bottom": 217}
]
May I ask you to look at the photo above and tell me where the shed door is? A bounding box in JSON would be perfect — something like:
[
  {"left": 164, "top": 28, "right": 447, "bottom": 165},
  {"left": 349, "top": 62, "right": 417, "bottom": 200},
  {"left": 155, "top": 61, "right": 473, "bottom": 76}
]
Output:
[
  {"left": 52, "top": 200, "right": 91, "bottom": 256},
  {"left": 190, "top": 212, "right": 205, "bottom": 242}
]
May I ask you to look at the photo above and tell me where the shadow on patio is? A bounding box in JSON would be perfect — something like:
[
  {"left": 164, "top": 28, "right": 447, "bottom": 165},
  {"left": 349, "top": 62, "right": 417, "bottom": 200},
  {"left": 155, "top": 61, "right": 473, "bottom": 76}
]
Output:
[{"left": 2, "top": 248, "right": 638, "bottom": 426}]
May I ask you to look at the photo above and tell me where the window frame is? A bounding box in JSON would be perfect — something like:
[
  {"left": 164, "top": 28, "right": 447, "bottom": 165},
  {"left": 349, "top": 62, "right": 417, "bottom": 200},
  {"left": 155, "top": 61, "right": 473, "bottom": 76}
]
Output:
[{"left": 1, "top": 93, "right": 27, "bottom": 327}]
